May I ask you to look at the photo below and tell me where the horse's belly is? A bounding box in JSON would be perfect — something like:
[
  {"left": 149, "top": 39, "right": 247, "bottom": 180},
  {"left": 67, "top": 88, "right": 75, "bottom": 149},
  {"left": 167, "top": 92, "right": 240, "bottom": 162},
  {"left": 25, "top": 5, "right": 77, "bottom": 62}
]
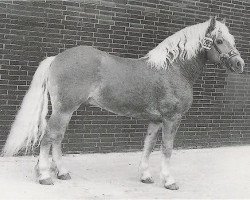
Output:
[{"left": 88, "top": 87, "right": 162, "bottom": 121}]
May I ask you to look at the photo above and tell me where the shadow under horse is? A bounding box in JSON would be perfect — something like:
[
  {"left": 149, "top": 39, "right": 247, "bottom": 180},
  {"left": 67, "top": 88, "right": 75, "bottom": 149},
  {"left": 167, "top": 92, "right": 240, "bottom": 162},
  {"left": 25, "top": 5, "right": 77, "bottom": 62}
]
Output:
[{"left": 3, "top": 17, "right": 245, "bottom": 190}]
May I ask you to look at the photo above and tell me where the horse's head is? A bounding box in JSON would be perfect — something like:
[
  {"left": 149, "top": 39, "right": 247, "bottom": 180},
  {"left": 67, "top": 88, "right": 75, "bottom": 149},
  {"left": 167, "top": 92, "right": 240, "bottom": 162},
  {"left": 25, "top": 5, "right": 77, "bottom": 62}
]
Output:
[{"left": 203, "top": 17, "right": 245, "bottom": 73}]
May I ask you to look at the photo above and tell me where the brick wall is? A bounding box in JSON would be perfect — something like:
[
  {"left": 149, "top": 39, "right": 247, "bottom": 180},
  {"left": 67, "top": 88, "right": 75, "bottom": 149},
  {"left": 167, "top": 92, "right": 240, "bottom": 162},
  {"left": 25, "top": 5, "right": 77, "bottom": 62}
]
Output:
[{"left": 0, "top": 0, "right": 249, "bottom": 154}]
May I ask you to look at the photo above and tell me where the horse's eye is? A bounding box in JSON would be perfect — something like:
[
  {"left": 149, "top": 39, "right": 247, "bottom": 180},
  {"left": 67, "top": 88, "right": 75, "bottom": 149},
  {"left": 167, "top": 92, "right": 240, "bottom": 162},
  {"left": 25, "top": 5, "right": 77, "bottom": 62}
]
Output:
[{"left": 216, "top": 39, "right": 223, "bottom": 44}]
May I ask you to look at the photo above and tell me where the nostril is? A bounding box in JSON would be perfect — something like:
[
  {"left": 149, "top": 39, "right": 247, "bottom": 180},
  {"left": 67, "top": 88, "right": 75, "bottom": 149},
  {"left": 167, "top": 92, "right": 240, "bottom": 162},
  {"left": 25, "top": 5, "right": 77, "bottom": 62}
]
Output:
[{"left": 236, "top": 61, "right": 241, "bottom": 67}]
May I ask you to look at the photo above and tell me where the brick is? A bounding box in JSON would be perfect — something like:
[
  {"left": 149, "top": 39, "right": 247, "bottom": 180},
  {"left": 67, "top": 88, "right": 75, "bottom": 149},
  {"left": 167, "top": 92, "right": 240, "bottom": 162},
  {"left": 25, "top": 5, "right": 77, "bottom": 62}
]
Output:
[{"left": 0, "top": 0, "right": 249, "bottom": 154}]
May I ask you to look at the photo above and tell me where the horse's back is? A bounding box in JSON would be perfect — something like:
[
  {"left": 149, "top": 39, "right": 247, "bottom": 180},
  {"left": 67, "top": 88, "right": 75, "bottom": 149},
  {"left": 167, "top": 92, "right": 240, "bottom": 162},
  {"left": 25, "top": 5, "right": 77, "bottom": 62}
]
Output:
[{"left": 50, "top": 45, "right": 104, "bottom": 73}]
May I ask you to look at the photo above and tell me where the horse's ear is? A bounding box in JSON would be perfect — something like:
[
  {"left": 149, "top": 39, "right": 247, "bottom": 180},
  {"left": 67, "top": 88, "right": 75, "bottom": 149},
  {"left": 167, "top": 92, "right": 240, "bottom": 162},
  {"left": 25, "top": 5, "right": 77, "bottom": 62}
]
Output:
[
  {"left": 207, "top": 16, "right": 217, "bottom": 35},
  {"left": 221, "top": 18, "right": 226, "bottom": 24}
]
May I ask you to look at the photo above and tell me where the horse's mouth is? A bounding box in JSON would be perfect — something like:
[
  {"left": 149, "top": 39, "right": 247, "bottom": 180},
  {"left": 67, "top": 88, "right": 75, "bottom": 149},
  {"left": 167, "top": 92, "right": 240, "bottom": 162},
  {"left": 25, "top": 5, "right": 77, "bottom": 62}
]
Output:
[
  {"left": 226, "top": 63, "right": 244, "bottom": 74},
  {"left": 216, "top": 62, "right": 235, "bottom": 73},
  {"left": 223, "top": 62, "right": 242, "bottom": 73},
  {"left": 223, "top": 58, "right": 244, "bottom": 74}
]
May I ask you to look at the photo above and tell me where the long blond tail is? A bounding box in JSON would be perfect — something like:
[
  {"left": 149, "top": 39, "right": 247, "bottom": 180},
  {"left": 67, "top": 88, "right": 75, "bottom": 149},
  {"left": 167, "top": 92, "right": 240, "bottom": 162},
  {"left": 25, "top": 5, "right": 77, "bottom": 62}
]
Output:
[{"left": 2, "top": 56, "right": 55, "bottom": 156}]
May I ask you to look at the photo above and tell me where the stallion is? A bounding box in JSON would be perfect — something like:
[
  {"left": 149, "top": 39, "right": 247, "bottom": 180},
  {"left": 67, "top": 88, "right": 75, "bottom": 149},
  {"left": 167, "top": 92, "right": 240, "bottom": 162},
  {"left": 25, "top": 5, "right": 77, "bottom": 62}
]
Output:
[{"left": 2, "top": 17, "right": 245, "bottom": 190}]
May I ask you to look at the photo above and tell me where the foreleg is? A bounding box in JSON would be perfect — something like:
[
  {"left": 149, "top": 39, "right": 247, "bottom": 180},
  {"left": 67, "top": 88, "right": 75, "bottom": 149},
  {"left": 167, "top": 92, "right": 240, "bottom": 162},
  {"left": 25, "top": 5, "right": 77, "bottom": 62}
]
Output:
[
  {"left": 140, "top": 122, "right": 161, "bottom": 183},
  {"left": 161, "top": 115, "right": 182, "bottom": 190}
]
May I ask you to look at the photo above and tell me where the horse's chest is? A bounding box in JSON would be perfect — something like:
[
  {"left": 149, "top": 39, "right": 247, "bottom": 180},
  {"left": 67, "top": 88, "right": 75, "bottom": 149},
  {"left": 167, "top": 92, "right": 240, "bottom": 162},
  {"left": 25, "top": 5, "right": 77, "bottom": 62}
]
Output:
[
  {"left": 157, "top": 94, "right": 192, "bottom": 120},
  {"left": 156, "top": 80, "right": 193, "bottom": 119}
]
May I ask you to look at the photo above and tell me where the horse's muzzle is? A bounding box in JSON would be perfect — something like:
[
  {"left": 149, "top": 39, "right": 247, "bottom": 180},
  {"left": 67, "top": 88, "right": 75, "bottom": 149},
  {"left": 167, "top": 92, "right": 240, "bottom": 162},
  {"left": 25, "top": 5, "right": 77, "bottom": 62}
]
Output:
[{"left": 229, "top": 56, "right": 245, "bottom": 73}]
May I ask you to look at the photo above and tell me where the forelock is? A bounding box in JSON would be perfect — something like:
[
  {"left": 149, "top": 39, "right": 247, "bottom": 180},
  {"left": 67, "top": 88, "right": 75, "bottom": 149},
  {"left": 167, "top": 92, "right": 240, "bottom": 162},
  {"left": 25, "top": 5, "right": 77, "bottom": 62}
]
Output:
[{"left": 212, "top": 21, "right": 235, "bottom": 45}]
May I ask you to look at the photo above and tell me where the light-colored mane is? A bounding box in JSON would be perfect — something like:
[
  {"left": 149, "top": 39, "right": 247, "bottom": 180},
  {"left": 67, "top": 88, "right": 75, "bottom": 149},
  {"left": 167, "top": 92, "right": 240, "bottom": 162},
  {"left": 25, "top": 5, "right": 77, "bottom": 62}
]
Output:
[{"left": 144, "top": 19, "right": 235, "bottom": 70}]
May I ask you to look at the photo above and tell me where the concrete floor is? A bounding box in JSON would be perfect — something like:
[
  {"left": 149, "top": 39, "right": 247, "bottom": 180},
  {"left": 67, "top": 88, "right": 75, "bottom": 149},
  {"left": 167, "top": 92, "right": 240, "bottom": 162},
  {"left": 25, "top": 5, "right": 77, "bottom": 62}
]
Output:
[{"left": 0, "top": 146, "right": 250, "bottom": 199}]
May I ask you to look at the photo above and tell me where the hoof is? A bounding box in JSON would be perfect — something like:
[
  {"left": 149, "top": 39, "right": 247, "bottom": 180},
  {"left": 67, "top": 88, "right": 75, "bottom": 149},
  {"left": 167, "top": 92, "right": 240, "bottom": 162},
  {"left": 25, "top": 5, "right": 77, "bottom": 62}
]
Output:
[
  {"left": 57, "top": 172, "right": 71, "bottom": 180},
  {"left": 141, "top": 177, "right": 154, "bottom": 184},
  {"left": 39, "top": 178, "right": 54, "bottom": 185},
  {"left": 164, "top": 183, "right": 179, "bottom": 190}
]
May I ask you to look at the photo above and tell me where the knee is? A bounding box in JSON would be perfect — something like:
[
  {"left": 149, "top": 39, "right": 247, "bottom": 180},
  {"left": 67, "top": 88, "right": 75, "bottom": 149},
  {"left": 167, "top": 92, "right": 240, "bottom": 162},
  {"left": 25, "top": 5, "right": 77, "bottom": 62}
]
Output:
[
  {"left": 51, "top": 132, "right": 63, "bottom": 141},
  {"left": 42, "top": 132, "right": 63, "bottom": 144},
  {"left": 161, "top": 146, "right": 173, "bottom": 157}
]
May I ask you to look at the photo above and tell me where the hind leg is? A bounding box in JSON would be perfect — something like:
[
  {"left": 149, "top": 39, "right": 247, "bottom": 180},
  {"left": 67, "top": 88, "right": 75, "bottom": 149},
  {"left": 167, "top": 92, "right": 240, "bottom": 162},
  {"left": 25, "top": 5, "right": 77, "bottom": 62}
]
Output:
[
  {"left": 52, "top": 137, "right": 71, "bottom": 180},
  {"left": 36, "top": 110, "right": 73, "bottom": 185},
  {"left": 35, "top": 140, "right": 52, "bottom": 185}
]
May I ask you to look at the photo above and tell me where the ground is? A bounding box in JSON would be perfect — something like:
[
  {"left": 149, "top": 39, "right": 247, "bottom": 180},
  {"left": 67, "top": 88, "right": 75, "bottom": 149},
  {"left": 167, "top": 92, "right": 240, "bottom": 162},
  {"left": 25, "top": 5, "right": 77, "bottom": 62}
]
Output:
[{"left": 0, "top": 146, "right": 249, "bottom": 199}]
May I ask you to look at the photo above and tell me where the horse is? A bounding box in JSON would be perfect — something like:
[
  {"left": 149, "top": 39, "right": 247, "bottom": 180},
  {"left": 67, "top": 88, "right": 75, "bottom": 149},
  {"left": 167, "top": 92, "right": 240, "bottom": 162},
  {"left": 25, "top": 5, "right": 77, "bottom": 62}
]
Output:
[{"left": 2, "top": 17, "right": 245, "bottom": 190}]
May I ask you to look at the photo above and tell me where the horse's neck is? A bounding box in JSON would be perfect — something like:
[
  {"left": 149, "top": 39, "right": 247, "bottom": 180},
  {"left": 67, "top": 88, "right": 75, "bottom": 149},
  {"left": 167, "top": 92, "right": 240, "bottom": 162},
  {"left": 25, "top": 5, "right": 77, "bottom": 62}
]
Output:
[{"left": 176, "top": 52, "right": 207, "bottom": 85}]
